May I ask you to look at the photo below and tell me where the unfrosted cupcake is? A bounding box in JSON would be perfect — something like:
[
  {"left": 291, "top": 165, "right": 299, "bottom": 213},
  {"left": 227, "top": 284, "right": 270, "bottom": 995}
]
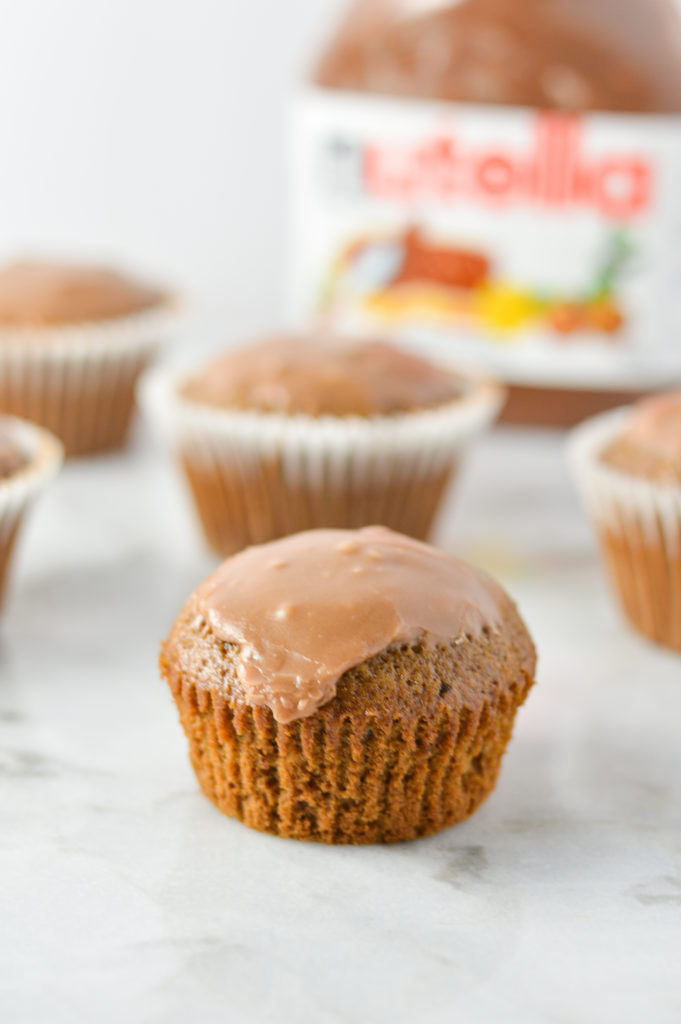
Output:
[
  {"left": 161, "top": 525, "right": 536, "bottom": 844},
  {"left": 0, "top": 259, "right": 172, "bottom": 455},
  {"left": 142, "top": 334, "right": 504, "bottom": 555},
  {"left": 569, "top": 391, "right": 681, "bottom": 651},
  {"left": 0, "top": 415, "right": 62, "bottom": 609}
]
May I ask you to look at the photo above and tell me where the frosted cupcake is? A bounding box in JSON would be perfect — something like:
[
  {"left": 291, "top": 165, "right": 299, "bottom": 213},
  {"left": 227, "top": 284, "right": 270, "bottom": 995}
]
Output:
[
  {"left": 161, "top": 525, "right": 536, "bottom": 843},
  {"left": 142, "top": 334, "right": 504, "bottom": 555},
  {"left": 569, "top": 391, "right": 681, "bottom": 651},
  {"left": 0, "top": 416, "right": 62, "bottom": 609},
  {"left": 0, "top": 259, "right": 172, "bottom": 455}
]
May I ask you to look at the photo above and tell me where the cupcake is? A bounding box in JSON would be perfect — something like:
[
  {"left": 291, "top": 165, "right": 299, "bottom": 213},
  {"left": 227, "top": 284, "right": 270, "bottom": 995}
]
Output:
[
  {"left": 142, "top": 334, "right": 504, "bottom": 556},
  {"left": 161, "top": 525, "right": 536, "bottom": 844},
  {"left": 0, "top": 415, "right": 62, "bottom": 609},
  {"left": 0, "top": 259, "right": 172, "bottom": 456},
  {"left": 569, "top": 390, "right": 681, "bottom": 652}
]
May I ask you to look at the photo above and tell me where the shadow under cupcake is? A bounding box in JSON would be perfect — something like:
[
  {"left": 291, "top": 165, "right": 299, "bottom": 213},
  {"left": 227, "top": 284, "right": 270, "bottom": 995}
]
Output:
[
  {"left": 0, "top": 259, "right": 173, "bottom": 456},
  {"left": 142, "top": 334, "right": 504, "bottom": 555},
  {"left": 570, "top": 390, "right": 681, "bottom": 653}
]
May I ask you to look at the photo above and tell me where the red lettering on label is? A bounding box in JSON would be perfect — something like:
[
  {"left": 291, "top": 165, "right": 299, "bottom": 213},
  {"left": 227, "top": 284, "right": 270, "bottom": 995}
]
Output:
[
  {"left": 474, "top": 154, "right": 515, "bottom": 199},
  {"left": 361, "top": 115, "right": 652, "bottom": 219},
  {"left": 594, "top": 159, "right": 650, "bottom": 218}
]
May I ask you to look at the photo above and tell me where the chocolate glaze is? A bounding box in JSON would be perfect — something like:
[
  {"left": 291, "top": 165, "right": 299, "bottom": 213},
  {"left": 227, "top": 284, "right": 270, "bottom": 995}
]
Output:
[
  {"left": 194, "top": 525, "right": 510, "bottom": 723},
  {"left": 181, "top": 335, "right": 462, "bottom": 418},
  {"left": 602, "top": 390, "right": 681, "bottom": 484},
  {"left": 0, "top": 260, "right": 165, "bottom": 327}
]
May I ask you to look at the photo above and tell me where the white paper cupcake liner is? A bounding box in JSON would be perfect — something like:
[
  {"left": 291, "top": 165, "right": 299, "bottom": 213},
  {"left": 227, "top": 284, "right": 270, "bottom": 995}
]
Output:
[
  {"left": 568, "top": 408, "right": 681, "bottom": 651},
  {"left": 0, "top": 416, "right": 63, "bottom": 608},
  {"left": 0, "top": 304, "right": 177, "bottom": 456},
  {"left": 141, "top": 363, "right": 505, "bottom": 555}
]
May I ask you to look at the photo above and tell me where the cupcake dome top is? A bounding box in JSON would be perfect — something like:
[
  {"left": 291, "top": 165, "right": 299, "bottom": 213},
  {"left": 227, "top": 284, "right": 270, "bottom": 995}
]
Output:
[
  {"left": 0, "top": 259, "right": 165, "bottom": 327},
  {"left": 0, "top": 430, "right": 26, "bottom": 480},
  {"left": 602, "top": 390, "right": 681, "bottom": 484},
  {"left": 181, "top": 335, "right": 462, "bottom": 417},
  {"left": 190, "top": 525, "right": 511, "bottom": 723}
]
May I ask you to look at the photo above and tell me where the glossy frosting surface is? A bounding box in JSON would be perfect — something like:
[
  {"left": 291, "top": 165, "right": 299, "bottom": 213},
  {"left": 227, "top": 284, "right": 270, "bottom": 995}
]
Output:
[
  {"left": 181, "top": 335, "right": 462, "bottom": 417},
  {"left": 195, "top": 525, "right": 508, "bottom": 723},
  {"left": 624, "top": 392, "right": 681, "bottom": 461},
  {"left": 0, "top": 260, "right": 164, "bottom": 326},
  {"left": 602, "top": 391, "right": 681, "bottom": 484}
]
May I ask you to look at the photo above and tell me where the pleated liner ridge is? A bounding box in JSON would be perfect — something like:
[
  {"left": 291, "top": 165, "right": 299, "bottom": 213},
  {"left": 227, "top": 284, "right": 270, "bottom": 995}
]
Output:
[
  {"left": 598, "top": 513, "right": 681, "bottom": 652},
  {"left": 140, "top": 367, "right": 504, "bottom": 556},
  {"left": 182, "top": 452, "right": 454, "bottom": 554},
  {"left": 570, "top": 409, "right": 681, "bottom": 653},
  {"left": 161, "top": 615, "right": 536, "bottom": 844},
  {"left": 0, "top": 306, "right": 173, "bottom": 456},
  {"left": 0, "top": 347, "right": 151, "bottom": 456}
]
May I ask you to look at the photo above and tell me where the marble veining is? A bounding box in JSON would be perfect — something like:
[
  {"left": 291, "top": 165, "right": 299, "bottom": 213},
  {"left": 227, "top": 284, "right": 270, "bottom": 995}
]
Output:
[{"left": 1, "top": 425, "right": 680, "bottom": 1024}]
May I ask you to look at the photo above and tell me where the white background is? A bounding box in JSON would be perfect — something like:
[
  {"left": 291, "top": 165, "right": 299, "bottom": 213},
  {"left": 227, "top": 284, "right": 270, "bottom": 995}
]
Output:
[{"left": 0, "top": 0, "right": 346, "bottom": 339}]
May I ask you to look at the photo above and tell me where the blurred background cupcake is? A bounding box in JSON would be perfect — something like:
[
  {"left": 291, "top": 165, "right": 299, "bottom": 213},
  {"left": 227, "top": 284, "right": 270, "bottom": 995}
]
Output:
[
  {"left": 0, "top": 258, "right": 173, "bottom": 456},
  {"left": 142, "top": 333, "right": 504, "bottom": 556},
  {"left": 0, "top": 414, "right": 62, "bottom": 610},
  {"left": 569, "top": 391, "right": 681, "bottom": 652}
]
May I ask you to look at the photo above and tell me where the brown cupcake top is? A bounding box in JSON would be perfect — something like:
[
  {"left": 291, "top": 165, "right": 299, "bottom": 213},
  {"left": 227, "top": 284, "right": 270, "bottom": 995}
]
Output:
[
  {"left": 180, "top": 335, "right": 462, "bottom": 418},
  {"left": 0, "top": 260, "right": 165, "bottom": 327},
  {"left": 601, "top": 391, "right": 681, "bottom": 485},
  {"left": 0, "top": 432, "right": 27, "bottom": 480},
  {"left": 186, "top": 525, "right": 513, "bottom": 723}
]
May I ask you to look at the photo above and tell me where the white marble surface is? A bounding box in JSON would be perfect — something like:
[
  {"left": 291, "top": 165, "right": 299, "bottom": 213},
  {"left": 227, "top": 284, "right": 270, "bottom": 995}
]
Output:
[{"left": 2, "top": 423, "right": 680, "bottom": 1024}]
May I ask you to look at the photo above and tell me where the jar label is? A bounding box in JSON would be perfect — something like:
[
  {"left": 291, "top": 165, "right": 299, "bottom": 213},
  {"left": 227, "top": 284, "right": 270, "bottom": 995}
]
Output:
[{"left": 288, "top": 89, "right": 681, "bottom": 388}]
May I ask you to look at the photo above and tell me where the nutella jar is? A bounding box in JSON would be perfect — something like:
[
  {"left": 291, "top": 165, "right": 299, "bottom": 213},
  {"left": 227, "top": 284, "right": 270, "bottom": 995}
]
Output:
[{"left": 288, "top": 0, "right": 681, "bottom": 425}]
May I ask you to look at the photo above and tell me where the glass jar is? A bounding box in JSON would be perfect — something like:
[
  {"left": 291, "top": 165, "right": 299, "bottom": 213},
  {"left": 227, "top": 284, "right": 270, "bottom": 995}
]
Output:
[{"left": 288, "top": 0, "right": 681, "bottom": 424}]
